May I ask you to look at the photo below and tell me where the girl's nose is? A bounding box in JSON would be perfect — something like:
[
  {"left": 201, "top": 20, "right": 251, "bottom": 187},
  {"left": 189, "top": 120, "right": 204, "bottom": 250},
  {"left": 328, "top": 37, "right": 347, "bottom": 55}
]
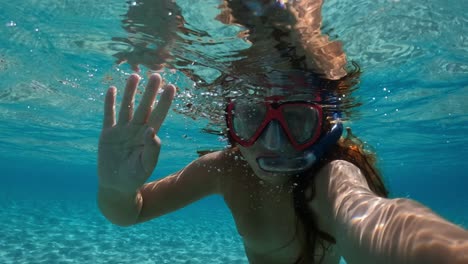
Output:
[{"left": 258, "top": 121, "right": 288, "bottom": 151}]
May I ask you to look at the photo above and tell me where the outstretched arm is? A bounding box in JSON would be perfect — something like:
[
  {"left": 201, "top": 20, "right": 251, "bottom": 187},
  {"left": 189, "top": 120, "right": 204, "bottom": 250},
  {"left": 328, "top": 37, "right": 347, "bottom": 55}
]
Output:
[{"left": 314, "top": 160, "right": 468, "bottom": 264}]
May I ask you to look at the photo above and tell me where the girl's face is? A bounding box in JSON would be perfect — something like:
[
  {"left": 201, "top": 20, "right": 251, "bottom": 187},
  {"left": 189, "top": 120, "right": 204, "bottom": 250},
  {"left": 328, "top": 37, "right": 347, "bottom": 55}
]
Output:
[
  {"left": 227, "top": 94, "right": 324, "bottom": 185},
  {"left": 238, "top": 129, "right": 304, "bottom": 185}
]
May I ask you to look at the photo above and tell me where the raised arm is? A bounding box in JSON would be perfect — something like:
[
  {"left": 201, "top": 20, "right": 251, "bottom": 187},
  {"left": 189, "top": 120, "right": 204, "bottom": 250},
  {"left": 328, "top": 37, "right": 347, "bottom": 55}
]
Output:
[
  {"left": 98, "top": 150, "right": 223, "bottom": 226},
  {"left": 97, "top": 74, "right": 221, "bottom": 226},
  {"left": 314, "top": 160, "right": 468, "bottom": 264}
]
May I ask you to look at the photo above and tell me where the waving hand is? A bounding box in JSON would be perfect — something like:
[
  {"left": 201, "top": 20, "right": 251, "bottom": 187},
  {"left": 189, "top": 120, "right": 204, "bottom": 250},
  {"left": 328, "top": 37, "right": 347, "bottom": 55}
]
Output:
[{"left": 98, "top": 74, "right": 176, "bottom": 193}]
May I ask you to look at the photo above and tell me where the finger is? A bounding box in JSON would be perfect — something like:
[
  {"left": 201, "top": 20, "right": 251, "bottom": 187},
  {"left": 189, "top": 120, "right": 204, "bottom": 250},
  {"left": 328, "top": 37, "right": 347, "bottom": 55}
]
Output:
[
  {"left": 148, "top": 84, "right": 176, "bottom": 133},
  {"left": 141, "top": 127, "right": 161, "bottom": 175},
  {"left": 103, "top": 87, "right": 117, "bottom": 129},
  {"left": 117, "top": 74, "right": 140, "bottom": 125},
  {"left": 132, "top": 74, "right": 161, "bottom": 125}
]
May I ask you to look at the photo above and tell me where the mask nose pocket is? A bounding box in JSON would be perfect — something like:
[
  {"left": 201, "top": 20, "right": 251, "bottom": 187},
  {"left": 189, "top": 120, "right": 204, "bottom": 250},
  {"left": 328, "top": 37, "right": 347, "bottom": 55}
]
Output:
[{"left": 259, "top": 121, "right": 287, "bottom": 151}]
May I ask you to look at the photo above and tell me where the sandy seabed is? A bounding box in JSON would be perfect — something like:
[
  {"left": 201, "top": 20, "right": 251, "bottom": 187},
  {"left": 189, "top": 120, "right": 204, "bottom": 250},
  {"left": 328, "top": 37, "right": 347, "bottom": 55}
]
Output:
[{"left": 0, "top": 198, "right": 247, "bottom": 264}]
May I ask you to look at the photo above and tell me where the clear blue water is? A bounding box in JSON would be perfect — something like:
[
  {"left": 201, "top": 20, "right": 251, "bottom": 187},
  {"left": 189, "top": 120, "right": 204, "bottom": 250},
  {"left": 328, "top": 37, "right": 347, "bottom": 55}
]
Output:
[{"left": 0, "top": 0, "right": 467, "bottom": 263}]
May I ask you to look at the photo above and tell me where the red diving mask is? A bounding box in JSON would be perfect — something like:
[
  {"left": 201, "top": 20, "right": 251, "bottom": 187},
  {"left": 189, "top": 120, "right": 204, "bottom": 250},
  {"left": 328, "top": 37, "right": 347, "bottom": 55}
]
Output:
[{"left": 226, "top": 96, "right": 323, "bottom": 151}]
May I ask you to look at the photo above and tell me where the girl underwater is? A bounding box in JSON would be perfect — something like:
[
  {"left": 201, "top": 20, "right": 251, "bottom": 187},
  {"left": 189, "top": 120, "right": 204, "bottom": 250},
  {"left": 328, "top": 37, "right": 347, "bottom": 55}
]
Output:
[{"left": 97, "top": 0, "right": 468, "bottom": 263}]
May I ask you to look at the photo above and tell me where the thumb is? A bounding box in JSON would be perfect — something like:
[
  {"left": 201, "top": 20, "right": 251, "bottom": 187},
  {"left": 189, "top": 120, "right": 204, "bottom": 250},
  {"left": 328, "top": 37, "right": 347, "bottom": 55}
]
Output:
[{"left": 141, "top": 127, "right": 161, "bottom": 175}]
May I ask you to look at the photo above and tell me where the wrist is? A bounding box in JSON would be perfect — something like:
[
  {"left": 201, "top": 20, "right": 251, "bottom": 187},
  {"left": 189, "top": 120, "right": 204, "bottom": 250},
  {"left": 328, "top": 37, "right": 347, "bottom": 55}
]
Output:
[{"left": 97, "top": 186, "right": 143, "bottom": 226}]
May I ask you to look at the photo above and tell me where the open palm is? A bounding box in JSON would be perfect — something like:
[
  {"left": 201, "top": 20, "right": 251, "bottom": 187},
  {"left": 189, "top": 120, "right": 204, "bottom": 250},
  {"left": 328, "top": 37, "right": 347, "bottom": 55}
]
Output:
[{"left": 97, "top": 74, "right": 176, "bottom": 193}]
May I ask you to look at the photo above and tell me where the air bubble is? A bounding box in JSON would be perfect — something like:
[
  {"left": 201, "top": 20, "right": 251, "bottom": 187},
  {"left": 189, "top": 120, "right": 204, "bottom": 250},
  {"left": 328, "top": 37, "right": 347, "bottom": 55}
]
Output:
[{"left": 5, "top": 21, "right": 16, "bottom": 27}]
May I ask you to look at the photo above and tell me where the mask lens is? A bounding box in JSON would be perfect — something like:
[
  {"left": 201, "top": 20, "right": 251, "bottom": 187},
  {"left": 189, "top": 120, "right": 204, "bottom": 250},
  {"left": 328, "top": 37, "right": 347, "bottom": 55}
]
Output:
[
  {"left": 232, "top": 101, "right": 267, "bottom": 141},
  {"left": 282, "top": 104, "right": 320, "bottom": 144}
]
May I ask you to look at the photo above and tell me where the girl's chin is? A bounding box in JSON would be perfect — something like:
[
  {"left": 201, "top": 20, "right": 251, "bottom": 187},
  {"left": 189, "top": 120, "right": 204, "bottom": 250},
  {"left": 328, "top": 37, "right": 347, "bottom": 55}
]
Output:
[
  {"left": 250, "top": 163, "right": 295, "bottom": 185},
  {"left": 256, "top": 173, "right": 291, "bottom": 186}
]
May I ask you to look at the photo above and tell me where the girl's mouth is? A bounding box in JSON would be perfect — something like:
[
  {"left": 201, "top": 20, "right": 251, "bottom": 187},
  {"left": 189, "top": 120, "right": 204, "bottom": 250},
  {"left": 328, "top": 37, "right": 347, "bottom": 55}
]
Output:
[{"left": 256, "top": 153, "right": 316, "bottom": 173}]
